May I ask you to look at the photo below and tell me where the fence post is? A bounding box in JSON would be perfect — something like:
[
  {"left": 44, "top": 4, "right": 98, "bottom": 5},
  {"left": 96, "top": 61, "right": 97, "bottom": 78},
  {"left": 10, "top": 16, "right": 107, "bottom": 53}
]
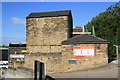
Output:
[
  {"left": 39, "top": 62, "right": 42, "bottom": 80},
  {"left": 34, "top": 60, "right": 37, "bottom": 80},
  {"left": 34, "top": 60, "right": 46, "bottom": 80}
]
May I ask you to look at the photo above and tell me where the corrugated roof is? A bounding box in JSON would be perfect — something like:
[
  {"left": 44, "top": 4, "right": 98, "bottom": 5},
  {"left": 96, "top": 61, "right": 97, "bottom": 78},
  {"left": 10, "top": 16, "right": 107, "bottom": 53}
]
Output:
[
  {"left": 62, "top": 34, "right": 109, "bottom": 45},
  {"left": 0, "top": 47, "right": 9, "bottom": 50},
  {"left": 26, "top": 10, "right": 71, "bottom": 18}
]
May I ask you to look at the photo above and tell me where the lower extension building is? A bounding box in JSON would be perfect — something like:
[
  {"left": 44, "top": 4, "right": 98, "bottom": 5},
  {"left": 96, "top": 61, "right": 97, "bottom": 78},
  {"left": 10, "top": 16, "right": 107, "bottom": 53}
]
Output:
[{"left": 24, "top": 34, "right": 109, "bottom": 73}]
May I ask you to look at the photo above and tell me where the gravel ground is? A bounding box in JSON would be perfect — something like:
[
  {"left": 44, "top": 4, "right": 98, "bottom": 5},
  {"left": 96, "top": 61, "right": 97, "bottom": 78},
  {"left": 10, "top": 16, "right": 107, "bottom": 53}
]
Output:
[{"left": 49, "top": 63, "right": 119, "bottom": 78}]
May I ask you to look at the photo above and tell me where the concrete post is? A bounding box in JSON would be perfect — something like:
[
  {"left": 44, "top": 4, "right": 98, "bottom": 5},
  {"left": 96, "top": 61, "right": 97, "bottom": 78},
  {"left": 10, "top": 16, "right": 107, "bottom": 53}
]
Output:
[
  {"left": 114, "top": 45, "right": 119, "bottom": 60},
  {"left": 116, "top": 46, "right": 118, "bottom": 60}
]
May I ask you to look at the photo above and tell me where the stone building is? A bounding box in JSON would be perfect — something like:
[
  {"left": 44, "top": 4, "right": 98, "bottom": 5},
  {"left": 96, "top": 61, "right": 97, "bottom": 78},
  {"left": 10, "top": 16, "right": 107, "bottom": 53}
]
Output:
[
  {"left": 22, "top": 10, "right": 110, "bottom": 73},
  {"left": 61, "top": 34, "right": 109, "bottom": 72},
  {"left": 26, "top": 10, "right": 73, "bottom": 53},
  {"left": 24, "top": 34, "right": 109, "bottom": 73}
]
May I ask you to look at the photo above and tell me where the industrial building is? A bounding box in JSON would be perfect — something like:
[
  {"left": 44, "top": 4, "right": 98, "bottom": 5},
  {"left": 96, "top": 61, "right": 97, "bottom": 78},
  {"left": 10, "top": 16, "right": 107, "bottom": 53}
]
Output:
[{"left": 9, "top": 10, "right": 109, "bottom": 73}]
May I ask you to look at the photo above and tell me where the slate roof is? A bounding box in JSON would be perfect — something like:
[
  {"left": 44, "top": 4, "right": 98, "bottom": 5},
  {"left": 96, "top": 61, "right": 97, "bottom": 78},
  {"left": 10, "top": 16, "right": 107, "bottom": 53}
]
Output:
[
  {"left": 62, "top": 34, "right": 109, "bottom": 45},
  {"left": 9, "top": 44, "right": 26, "bottom": 47},
  {"left": 27, "top": 10, "right": 72, "bottom": 18}
]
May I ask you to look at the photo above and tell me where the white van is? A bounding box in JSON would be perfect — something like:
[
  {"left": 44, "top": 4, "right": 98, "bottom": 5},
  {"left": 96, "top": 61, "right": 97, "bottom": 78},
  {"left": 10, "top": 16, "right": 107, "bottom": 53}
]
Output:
[{"left": 0, "top": 61, "right": 8, "bottom": 68}]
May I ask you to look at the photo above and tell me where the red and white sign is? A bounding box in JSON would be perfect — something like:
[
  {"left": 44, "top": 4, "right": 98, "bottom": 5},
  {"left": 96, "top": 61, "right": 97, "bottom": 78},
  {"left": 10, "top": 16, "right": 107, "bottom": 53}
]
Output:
[
  {"left": 10, "top": 54, "right": 25, "bottom": 58},
  {"left": 73, "top": 47, "right": 95, "bottom": 57}
]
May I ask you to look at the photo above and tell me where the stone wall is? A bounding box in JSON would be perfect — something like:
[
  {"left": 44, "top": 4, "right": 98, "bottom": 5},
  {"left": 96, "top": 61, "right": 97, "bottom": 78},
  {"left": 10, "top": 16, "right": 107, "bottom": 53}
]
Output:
[
  {"left": 26, "top": 45, "right": 62, "bottom": 53},
  {"left": 26, "top": 16, "right": 72, "bottom": 53},
  {"left": 22, "top": 43, "right": 108, "bottom": 73},
  {"left": 61, "top": 44, "right": 108, "bottom": 72},
  {"left": 2, "top": 67, "right": 34, "bottom": 79},
  {"left": 24, "top": 53, "right": 62, "bottom": 73}
]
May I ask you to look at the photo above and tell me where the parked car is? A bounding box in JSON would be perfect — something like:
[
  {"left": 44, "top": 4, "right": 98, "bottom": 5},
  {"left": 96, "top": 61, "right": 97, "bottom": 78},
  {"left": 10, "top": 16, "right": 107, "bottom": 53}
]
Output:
[{"left": 0, "top": 61, "right": 8, "bottom": 68}]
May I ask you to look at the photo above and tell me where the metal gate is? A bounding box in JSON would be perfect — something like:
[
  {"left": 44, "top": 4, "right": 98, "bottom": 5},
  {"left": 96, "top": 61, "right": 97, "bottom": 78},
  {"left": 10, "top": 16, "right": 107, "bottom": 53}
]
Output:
[{"left": 34, "top": 60, "right": 46, "bottom": 80}]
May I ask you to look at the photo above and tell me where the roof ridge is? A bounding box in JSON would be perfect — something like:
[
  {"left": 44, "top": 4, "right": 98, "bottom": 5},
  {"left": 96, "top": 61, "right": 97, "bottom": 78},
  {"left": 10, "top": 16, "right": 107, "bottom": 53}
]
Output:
[
  {"left": 31, "top": 10, "right": 71, "bottom": 14},
  {"left": 62, "top": 34, "right": 109, "bottom": 45},
  {"left": 27, "top": 10, "right": 71, "bottom": 18}
]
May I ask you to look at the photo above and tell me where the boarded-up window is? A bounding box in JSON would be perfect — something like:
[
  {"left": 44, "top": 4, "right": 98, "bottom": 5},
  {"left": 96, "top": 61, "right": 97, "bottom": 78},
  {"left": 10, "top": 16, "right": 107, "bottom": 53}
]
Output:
[{"left": 73, "top": 47, "right": 95, "bottom": 57}]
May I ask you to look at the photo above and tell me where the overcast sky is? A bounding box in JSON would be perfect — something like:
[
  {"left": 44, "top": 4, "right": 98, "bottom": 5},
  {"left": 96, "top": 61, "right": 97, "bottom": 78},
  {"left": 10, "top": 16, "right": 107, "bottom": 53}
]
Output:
[{"left": 1, "top": 2, "right": 118, "bottom": 46}]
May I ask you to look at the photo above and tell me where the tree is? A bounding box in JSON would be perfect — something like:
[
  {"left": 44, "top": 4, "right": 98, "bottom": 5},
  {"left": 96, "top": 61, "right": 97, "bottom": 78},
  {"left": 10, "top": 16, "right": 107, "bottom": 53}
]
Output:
[{"left": 85, "top": 2, "right": 120, "bottom": 60}]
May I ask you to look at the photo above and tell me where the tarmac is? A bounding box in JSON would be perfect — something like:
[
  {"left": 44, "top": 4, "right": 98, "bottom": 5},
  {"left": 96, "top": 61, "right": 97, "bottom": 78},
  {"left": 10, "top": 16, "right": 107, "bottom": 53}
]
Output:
[
  {"left": 0, "top": 60, "right": 119, "bottom": 80},
  {"left": 49, "top": 63, "right": 119, "bottom": 78}
]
